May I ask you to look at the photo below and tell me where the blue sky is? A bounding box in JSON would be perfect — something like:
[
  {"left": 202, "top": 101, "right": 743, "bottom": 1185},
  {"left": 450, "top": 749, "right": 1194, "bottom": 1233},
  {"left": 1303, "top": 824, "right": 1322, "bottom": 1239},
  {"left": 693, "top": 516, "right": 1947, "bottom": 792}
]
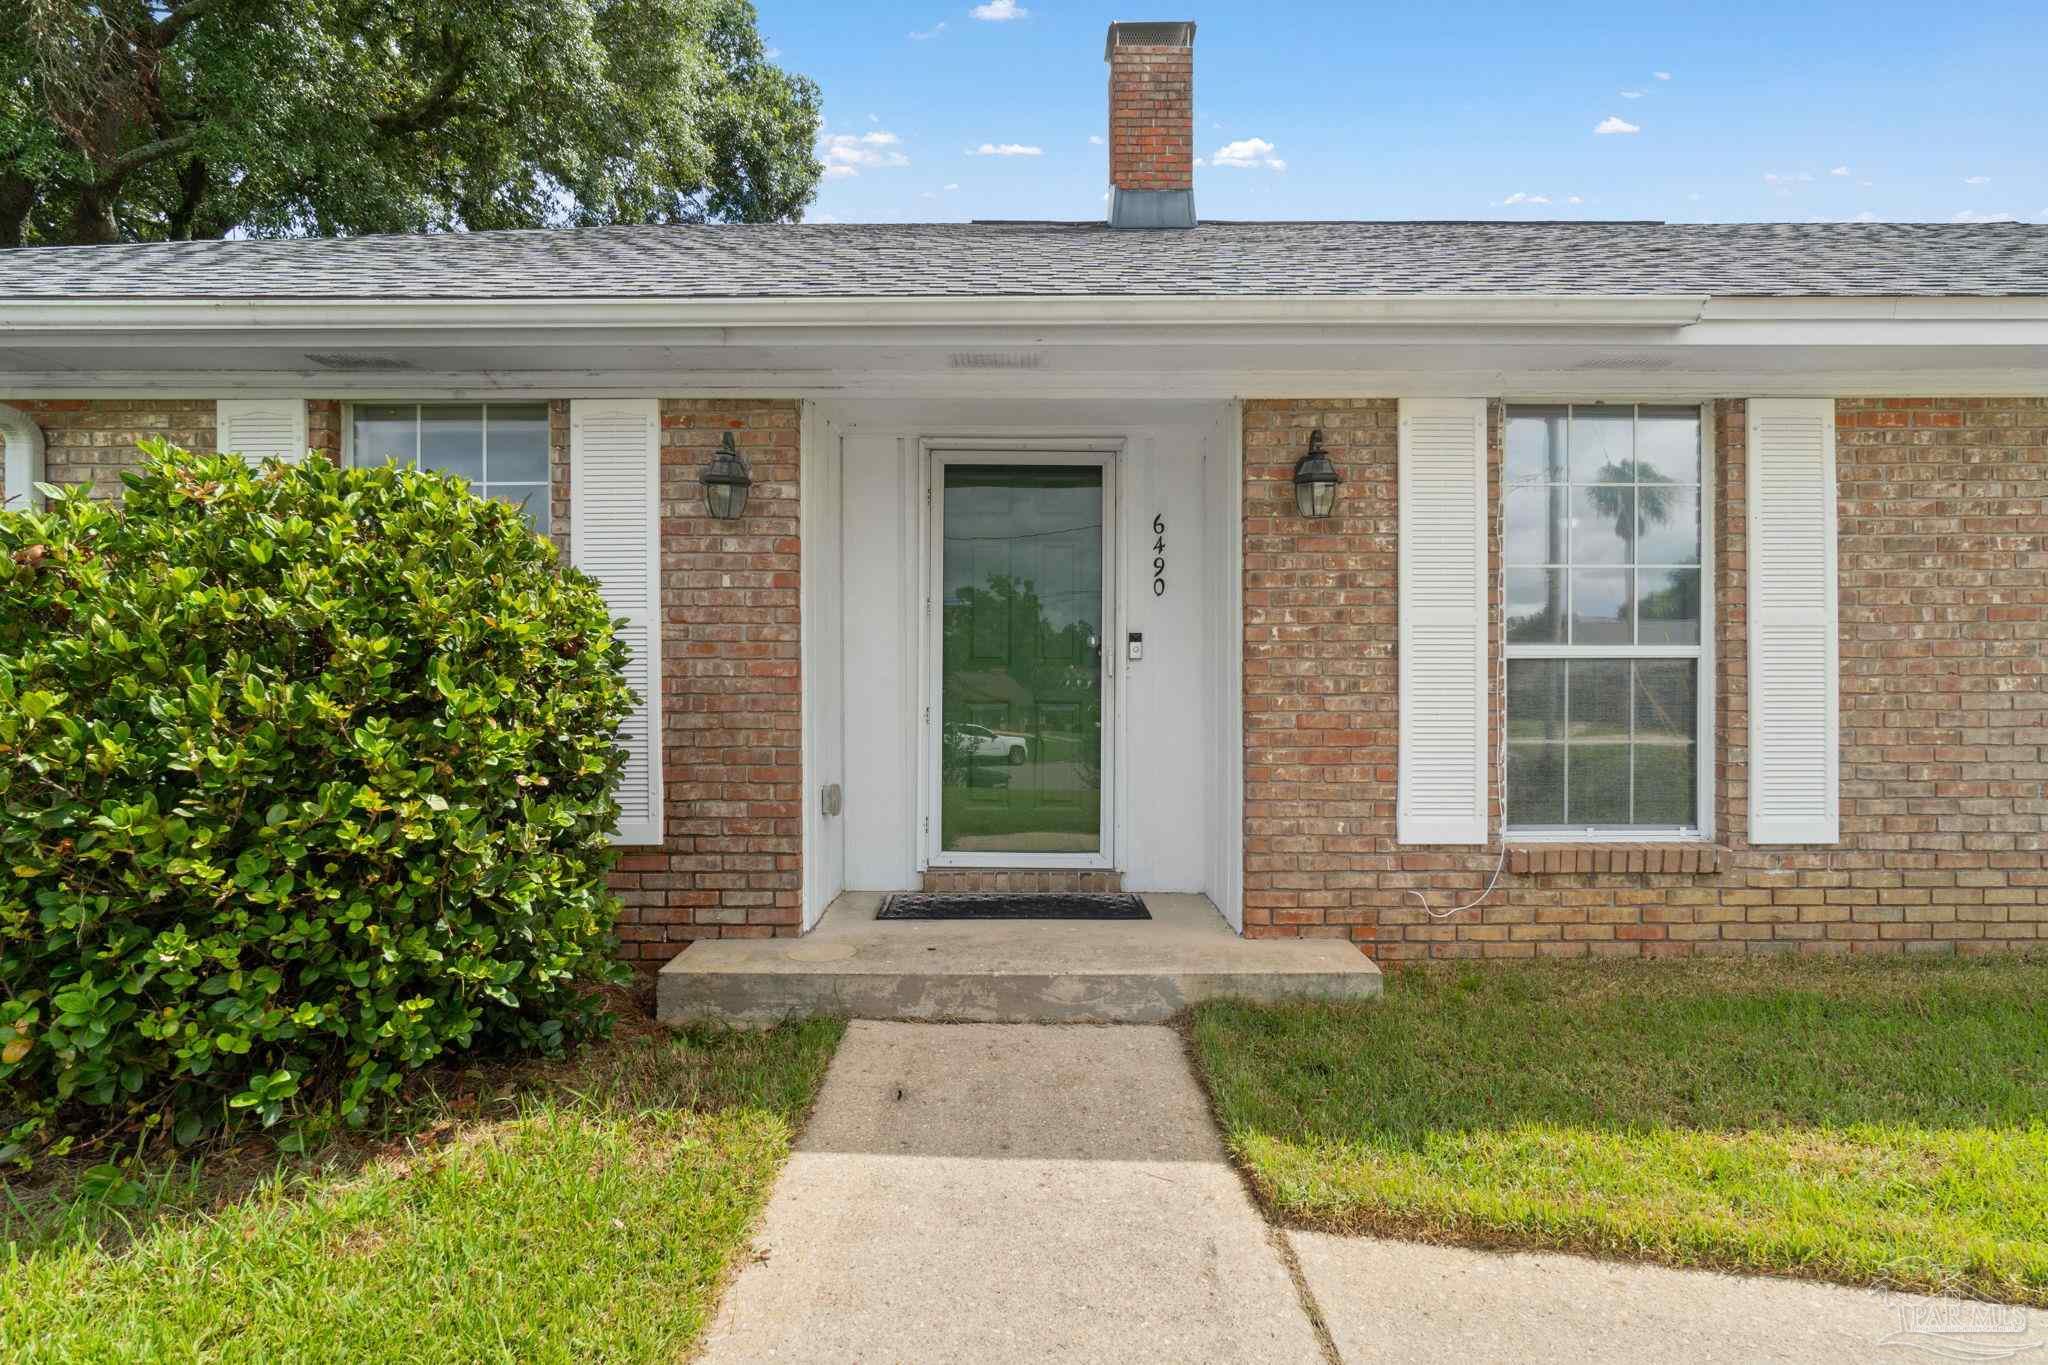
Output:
[{"left": 759, "top": 1, "right": 2046, "bottom": 225}]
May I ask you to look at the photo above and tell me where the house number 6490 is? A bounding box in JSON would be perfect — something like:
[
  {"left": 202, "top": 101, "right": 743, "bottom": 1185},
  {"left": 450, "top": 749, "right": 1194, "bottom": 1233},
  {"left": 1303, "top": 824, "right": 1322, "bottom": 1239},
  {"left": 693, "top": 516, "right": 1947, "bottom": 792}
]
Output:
[{"left": 1151, "top": 513, "right": 1167, "bottom": 596}]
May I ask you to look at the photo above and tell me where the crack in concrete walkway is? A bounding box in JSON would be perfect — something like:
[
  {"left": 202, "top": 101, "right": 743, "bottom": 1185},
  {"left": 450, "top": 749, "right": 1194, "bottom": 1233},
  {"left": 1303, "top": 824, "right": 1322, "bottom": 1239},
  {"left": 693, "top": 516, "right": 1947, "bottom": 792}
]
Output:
[{"left": 701, "top": 1022, "right": 2048, "bottom": 1363}]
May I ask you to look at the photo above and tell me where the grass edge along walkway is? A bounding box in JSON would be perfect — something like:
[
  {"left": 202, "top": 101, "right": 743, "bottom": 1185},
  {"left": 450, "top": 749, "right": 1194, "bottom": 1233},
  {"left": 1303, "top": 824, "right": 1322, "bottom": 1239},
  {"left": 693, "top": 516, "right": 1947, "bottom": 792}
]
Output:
[
  {"left": 2, "top": 1014, "right": 846, "bottom": 1363},
  {"left": 1189, "top": 956, "right": 2048, "bottom": 1307}
]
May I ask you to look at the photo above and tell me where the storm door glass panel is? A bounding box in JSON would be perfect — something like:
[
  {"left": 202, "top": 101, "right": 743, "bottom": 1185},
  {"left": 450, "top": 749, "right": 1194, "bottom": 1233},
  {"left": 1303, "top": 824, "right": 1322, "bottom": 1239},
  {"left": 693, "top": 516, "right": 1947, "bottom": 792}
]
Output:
[{"left": 940, "top": 465, "right": 1103, "bottom": 854}]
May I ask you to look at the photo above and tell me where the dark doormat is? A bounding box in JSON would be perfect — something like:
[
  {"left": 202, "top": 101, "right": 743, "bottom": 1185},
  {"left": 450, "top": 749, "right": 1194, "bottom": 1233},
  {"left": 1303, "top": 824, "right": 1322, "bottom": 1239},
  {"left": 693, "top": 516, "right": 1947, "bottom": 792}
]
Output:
[{"left": 877, "top": 893, "right": 1150, "bottom": 921}]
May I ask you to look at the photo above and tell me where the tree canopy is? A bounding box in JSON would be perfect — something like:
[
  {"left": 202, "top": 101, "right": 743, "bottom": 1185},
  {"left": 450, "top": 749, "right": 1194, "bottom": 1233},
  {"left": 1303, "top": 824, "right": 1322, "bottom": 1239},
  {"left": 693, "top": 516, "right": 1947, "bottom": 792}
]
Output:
[{"left": 2, "top": 0, "right": 823, "bottom": 247}]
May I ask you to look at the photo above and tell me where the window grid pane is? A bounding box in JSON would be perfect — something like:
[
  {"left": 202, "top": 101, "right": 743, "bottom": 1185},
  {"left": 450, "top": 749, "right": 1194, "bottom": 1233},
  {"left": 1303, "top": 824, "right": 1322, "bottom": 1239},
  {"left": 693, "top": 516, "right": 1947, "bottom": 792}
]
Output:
[
  {"left": 350, "top": 402, "right": 549, "bottom": 534},
  {"left": 419, "top": 404, "right": 484, "bottom": 480},
  {"left": 1503, "top": 402, "right": 1704, "bottom": 832},
  {"left": 1505, "top": 660, "right": 1698, "bottom": 829},
  {"left": 352, "top": 404, "right": 418, "bottom": 468}
]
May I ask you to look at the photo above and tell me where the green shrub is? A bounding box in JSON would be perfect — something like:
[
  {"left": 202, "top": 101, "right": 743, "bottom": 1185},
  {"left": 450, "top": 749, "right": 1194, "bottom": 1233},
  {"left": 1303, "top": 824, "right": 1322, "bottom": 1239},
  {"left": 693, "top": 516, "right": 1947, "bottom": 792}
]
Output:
[{"left": 0, "top": 443, "right": 636, "bottom": 1147}]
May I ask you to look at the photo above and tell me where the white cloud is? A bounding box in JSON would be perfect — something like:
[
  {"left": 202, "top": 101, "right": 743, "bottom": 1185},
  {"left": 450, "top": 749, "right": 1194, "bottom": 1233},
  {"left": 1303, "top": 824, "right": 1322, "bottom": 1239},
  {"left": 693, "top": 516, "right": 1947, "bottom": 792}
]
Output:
[
  {"left": 1088, "top": 134, "right": 1104, "bottom": 145},
  {"left": 822, "top": 131, "right": 910, "bottom": 176},
  {"left": 1829, "top": 165, "right": 1850, "bottom": 176},
  {"left": 1499, "top": 192, "right": 1551, "bottom": 206},
  {"left": 1963, "top": 175, "right": 1991, "bottom": 185},
  {"left": 1953, "top": 209, "right": 2016, "bottom": 223},
  {"left": 968, "top": 142, "right": 1042, "bottom": 156},
  {"left": 764, "top": 47, "right": 781, "bottom": 60},
  {"left": 969, "top": 0, "right": 1029, "bottom": 19},
  {"left": 1211, "top": 137, "right": 1286, "bottom": 170},
  {"left": 1567, "top": 195, "right": 1584, "bottom": 205},
  {"left": 1620, "top": 89, "right": 1646, "bottom": 98},
  {"left": 910, "top": 22, "right": 947, "bottom": 39},
  {"left": 1852, "top": 210, "right": 1878, "bottom": 222},
  {"left": 1859, "top": 179, "right": 1874, "bottom": 187},
  {"left": 943, "top": 183, "right": 959, "bottom": 191},
  {"left": 1763, "top": 171, "right": 1814, "bottom": 186},
  {"left": 1654, "top": 71, "right": 1672, "bottom": 80},
  {"left": 1594, "top": 116, "right": 1640, "bottom": 135}
]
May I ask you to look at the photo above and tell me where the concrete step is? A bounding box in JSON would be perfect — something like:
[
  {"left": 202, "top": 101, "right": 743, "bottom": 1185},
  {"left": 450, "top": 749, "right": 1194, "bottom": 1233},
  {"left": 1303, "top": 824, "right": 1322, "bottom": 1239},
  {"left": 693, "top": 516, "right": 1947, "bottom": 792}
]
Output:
[{"left": 657, "top": 892, "right": 1383, "bottom": 1026}]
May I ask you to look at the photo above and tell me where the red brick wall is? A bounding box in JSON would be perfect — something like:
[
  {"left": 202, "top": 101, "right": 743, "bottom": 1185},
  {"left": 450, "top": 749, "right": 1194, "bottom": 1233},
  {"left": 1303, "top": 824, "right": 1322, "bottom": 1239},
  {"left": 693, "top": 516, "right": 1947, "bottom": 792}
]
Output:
[
  {"left": 605, "top": 399, "right": 804, "bottom": 965},
  {"left": 1107, "top": 42, "right": 1193, "bottom": 193},
  {"left": 307, "top": 399, "right": 342, "bottom": 462},
  {"left": 2, "top": 399, "right": 218, "bottom": 498},
  {"left": 0, "top": 399, "right": 342, "bottom": 504},
  {"left": 1244, "top": 396, "right": 2048, "bottom": 961}
]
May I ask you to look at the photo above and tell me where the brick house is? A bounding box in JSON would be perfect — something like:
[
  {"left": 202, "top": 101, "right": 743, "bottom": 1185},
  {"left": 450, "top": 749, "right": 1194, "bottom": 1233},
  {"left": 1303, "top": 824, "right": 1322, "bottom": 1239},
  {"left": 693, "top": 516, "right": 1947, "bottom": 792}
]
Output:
[{"left": 4, "top": 21, "right": 2044, "bottom": 986}]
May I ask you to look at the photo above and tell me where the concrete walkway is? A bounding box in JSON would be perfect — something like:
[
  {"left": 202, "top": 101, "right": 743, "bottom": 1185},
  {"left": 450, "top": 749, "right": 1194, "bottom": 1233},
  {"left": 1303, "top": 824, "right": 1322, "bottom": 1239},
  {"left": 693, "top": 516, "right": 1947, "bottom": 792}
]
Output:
[
  {"left": 1292, "top": 1234, "right": 2048, "bottom": 1364},
  {"left": 702, "top": 1022, "right": 2048, "bottom": 1364},
  {"left": 699, "top": 1021, "right": 1325, "bottom": 1363}
]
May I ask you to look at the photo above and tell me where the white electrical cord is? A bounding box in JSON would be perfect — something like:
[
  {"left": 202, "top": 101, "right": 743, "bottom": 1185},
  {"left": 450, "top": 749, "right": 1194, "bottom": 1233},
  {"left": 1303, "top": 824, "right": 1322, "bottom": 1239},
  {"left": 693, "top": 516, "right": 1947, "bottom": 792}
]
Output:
[{"left": 1407, "top": 461, "right": 1522, "bottom": 921}]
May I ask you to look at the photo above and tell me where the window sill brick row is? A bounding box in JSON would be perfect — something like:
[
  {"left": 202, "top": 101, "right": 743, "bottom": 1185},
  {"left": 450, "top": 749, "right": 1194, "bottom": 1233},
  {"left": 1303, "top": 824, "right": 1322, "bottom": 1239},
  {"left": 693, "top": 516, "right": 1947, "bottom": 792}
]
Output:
[{"left": 1507, "top": 844, "right": 1725, "bottom": 877}]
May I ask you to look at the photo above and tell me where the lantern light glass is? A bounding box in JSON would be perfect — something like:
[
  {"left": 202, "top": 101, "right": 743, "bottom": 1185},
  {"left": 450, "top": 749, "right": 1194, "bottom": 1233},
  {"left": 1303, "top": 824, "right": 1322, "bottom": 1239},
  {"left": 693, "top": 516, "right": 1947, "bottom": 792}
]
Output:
[
  {"left": 1293, "top": 429, "right": 1341, "bottom": 518},
  {"left": 701, "top": 430, "right": 752, "bottom": 520}
]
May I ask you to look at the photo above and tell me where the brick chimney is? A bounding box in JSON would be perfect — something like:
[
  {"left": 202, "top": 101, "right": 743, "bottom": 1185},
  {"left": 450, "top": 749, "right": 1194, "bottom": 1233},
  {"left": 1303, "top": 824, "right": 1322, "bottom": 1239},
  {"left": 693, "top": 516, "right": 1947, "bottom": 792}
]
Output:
[{"left": 1105, "top": 21, "right": 1196, "bottom": 229}]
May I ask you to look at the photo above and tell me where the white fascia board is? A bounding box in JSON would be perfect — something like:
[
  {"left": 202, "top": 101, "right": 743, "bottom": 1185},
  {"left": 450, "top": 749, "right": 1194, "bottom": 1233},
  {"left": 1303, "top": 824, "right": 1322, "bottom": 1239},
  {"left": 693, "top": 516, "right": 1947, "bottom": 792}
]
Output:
[
  {"left": 12, "top": 293, "right": 2048, "bottom": 340},
  {"left": 13, "top": 292, "right": 2048, "bottom": 355},
  {"left": 1700, "top": 296, "right": 2048, "bottom": 321},
  {"left": 8, "top": 364, "right": 2048, "bottom": 402},
  {"left": 1688, "top": 295, "right": 2048, "bottom": 346},
  {"left": 1686, "top": 321, "right": 2048, "bottom": 346},
  {"left": 0, "top": 293, "right": 1710, "bottom": 338}
]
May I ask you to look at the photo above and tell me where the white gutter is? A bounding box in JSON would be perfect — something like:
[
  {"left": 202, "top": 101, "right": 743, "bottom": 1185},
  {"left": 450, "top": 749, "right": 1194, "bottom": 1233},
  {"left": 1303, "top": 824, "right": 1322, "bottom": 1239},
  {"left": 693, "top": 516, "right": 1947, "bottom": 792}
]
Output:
[
  {"left": 1699, "top": 297, "right": 2048, "bottom": 321},
  {"left": 0, "top": 403, "right": 47, "bottom": 511},
  {"left": 0, "top": 293, "right": 1712, "bottom": 335}
]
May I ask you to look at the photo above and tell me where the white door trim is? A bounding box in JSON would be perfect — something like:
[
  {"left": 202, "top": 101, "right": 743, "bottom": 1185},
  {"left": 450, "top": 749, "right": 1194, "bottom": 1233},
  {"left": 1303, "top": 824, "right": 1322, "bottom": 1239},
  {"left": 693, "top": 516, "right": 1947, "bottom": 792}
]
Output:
[
  {"left": 799, "top": 403, "right": 847, "bottom": 927},
  {"left": 919, "top": 437, "right": 1123, "bottom": 871}
]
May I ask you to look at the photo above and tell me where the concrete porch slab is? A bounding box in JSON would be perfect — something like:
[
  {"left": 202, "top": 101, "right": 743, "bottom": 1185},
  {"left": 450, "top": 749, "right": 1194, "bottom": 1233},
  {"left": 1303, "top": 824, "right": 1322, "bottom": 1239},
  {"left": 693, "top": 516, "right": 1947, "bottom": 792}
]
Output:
[{"left": 657, "top": 892, "right": 1382, "bottom": 1025}]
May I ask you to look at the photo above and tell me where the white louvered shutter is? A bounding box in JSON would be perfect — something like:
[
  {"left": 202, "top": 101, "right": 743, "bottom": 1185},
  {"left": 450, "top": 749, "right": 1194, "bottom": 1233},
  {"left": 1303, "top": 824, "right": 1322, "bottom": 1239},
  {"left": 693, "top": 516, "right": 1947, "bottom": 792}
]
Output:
[
  {"left": 1747, "top": 398, "right": 1840, "bottom": 844},
  {"left": 1397, "top": 398, "right": 1490, "bottom": 845},
  {"left": 216, "top": 399, "right": 308, "bottom": 465},
  {"left": 570, "top": 399, "right": 665, "bottom": 846}
]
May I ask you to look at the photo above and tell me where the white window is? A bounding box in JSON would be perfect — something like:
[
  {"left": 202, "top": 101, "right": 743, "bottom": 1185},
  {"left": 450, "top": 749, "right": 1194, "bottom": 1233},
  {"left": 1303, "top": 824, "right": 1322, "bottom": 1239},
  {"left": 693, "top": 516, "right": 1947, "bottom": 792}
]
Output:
[
  {"left": 349, "top": 402, "right": 552, "bottom": 533},
  {"left": 1503, "top": 403, "right": 1710, "bottom": 836}
]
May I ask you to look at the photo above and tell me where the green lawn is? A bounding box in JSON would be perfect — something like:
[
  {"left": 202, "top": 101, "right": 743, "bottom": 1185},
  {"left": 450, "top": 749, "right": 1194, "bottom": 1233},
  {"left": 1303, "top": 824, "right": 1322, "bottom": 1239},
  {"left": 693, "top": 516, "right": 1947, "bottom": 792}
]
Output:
[
  {"left": 1191, "top": 957, "right": 2048, "bottom": 1305},
  {"left": 2, "top": 1012, "right": 844, "bottom": 1363}
]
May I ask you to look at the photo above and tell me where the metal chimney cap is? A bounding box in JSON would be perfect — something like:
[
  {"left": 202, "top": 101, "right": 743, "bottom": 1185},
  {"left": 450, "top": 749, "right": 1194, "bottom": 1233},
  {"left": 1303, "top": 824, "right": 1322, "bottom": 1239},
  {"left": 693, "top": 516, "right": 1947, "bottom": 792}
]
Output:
[{"left": 1104, "top": 21, "right": 1195, "bottom": 58}]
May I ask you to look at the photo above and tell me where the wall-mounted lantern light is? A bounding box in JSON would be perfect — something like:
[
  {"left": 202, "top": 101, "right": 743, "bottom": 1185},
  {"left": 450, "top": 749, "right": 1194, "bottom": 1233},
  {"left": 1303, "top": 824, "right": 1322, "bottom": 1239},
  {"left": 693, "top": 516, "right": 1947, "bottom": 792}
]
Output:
[
  {"left": 701, "top": 431, "right": 752, "bottom": 520},
  {"left": 1293, "top": 429, "right": 1341, "bottom": 518}
]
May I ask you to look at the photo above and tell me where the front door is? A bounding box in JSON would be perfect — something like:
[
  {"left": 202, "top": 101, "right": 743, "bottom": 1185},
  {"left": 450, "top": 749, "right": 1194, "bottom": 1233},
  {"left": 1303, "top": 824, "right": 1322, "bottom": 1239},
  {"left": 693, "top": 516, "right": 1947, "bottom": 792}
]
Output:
[{"left": 935, "top": 460, "right": 1109, "bottom": 860}]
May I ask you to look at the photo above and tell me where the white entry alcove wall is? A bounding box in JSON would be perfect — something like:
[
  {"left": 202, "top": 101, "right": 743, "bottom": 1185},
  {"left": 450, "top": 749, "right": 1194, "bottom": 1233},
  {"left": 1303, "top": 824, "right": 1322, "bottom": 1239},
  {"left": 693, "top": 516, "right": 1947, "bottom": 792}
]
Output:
[{"left": 807, "top": 398, "right": 1242, "bottom": 927}]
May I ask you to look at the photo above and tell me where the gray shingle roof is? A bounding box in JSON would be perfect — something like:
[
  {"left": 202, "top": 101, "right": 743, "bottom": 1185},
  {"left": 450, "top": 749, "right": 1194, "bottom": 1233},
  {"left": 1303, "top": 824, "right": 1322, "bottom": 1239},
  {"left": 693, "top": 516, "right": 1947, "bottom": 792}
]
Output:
[{"left": 4, "top": 220, "right": 2047, "bottom": 300}]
